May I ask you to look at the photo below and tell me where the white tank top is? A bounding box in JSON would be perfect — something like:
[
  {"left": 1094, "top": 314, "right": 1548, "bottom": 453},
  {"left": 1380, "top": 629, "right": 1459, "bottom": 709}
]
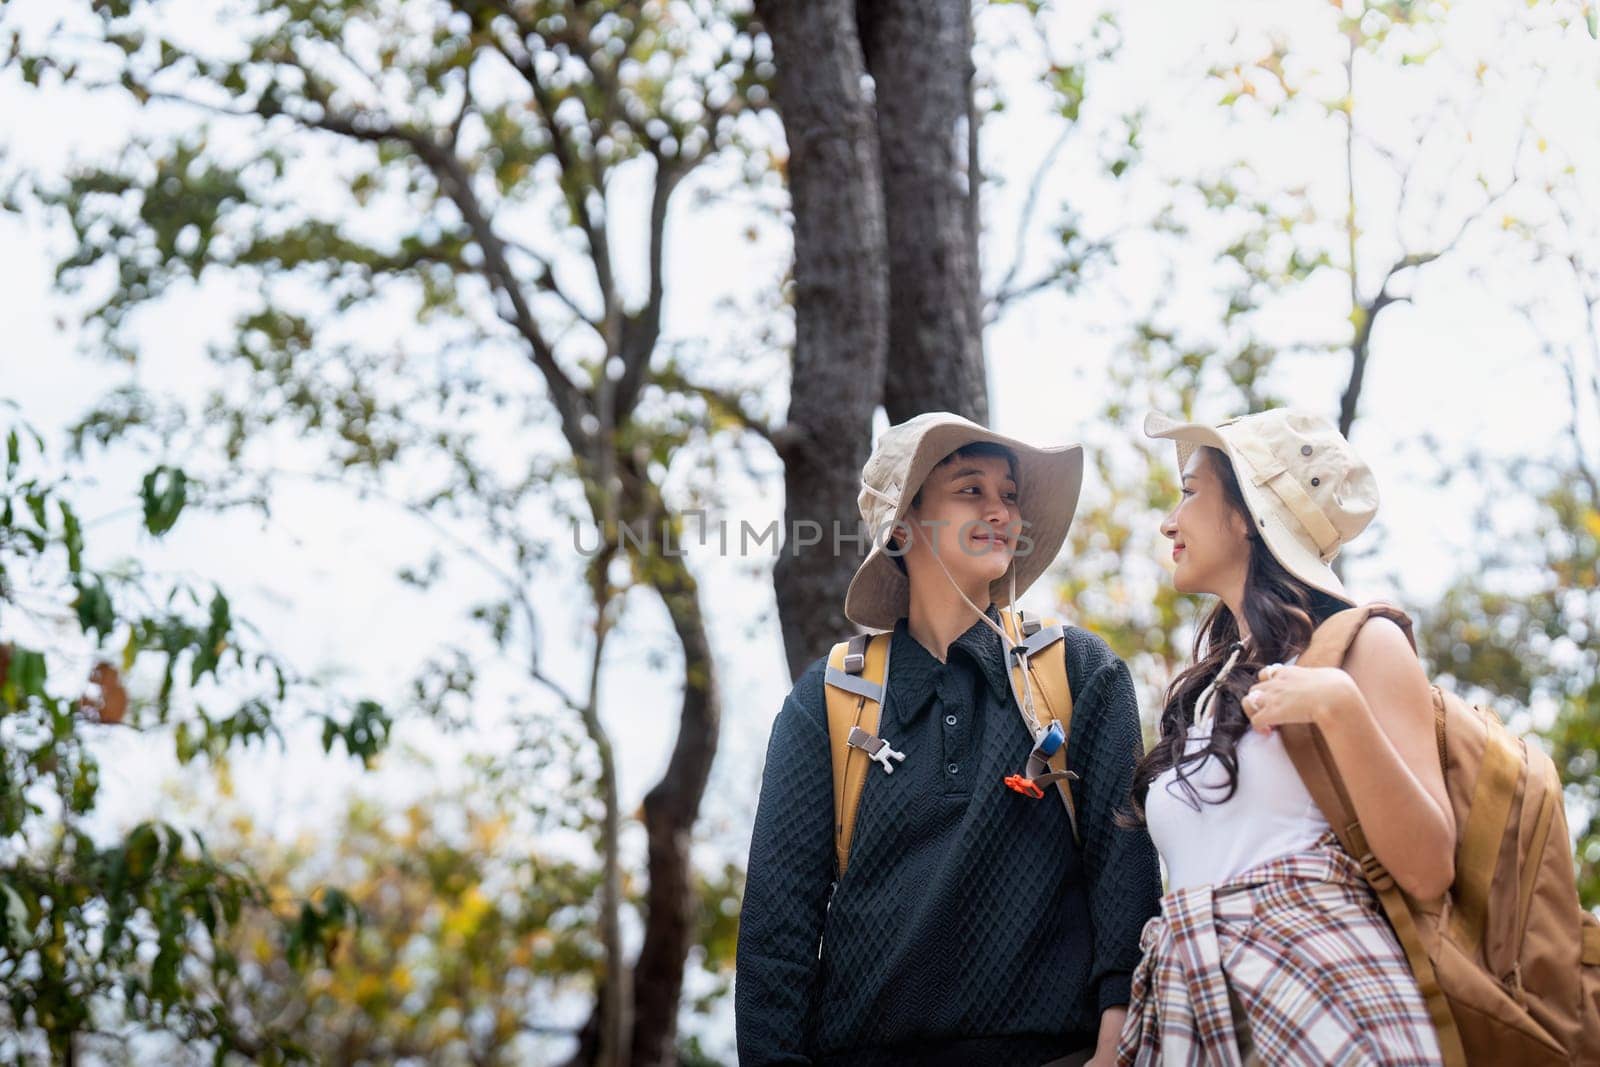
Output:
[{"left": 1145, "top": 657, "right": 1330, "bottom": 892}]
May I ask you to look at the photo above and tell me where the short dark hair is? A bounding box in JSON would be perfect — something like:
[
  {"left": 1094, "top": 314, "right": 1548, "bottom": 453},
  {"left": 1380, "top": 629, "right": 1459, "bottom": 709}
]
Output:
[{"left": 890, "top": 441, "right": 1019, "bottom": 573}]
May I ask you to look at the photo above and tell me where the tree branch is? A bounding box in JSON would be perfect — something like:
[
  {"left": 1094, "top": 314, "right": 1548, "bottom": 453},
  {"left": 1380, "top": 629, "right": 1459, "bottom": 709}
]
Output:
[
  {"left": 991, "top": 124, "right": 1073, "bottom": 311},
  {"left": 613, "top": 150, "right": 684, "bottom": 420},
  {"left": 410, "top": 139, "right": 593, "bottom": 450},
  {"left": 650, "top": 365, "right": 776, "bottom": 446},
  {"left": 478, "top": 6, "right": 619, "bottom": 339},
  {"left": 447, "top": 57, "right": 475, "bottom": 152}
]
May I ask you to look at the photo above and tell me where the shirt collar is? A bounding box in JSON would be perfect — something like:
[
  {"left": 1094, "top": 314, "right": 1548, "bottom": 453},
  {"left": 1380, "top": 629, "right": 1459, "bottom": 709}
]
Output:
[{"left": 885, "top": 605, "right": 1013, "bottom": 726}]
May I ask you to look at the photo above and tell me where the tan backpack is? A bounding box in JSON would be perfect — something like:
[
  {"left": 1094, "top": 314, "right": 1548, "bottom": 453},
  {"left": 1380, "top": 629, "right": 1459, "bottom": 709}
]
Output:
[
  {"left": 1281, "top": 602, "right": 1600, "bottom": 1066},
  {"left": 822, "top": 608, "right": 1078, "bottom": 877}
]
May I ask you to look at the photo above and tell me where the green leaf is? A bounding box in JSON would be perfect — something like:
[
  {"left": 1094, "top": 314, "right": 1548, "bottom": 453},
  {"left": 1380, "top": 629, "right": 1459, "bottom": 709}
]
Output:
[
  {"left": 121, "top": 627, "right": 142, "bottom": 672},
  {"left": 60, "top": 501, "right": 84, "bottom": 574},
  {"left": 125, "top": 822, "right": 161, "bottom": 881},
  {"left": 140, "top": 465, "right": 188, "bottom": 536},
  {"left": 1, "top": 883, "right": 29, "bottom": 945},
  {"left": 175, "top": 720, "right": 198, "bottom": 764},
  {"left": 69, "top": 757, "right": 98, "bottom": 813},
  {"left": 7, "top": 647, "right": 47, "bottom": 702},
  {"left": 73, "top": 578, "right": 116, "bottom": 641},
  {"left": 24, "top": 491, "right": 47, "bottom": 530}
]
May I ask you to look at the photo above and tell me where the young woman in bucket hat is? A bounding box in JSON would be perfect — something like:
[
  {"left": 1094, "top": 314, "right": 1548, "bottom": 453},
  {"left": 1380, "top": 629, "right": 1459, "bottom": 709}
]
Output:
[
  {"left": 736, "top": 412, "right": 1162, "bottom": 1067},
  {"left": 1116, "top": 409, "right": 1454, "bottom": 1066}
]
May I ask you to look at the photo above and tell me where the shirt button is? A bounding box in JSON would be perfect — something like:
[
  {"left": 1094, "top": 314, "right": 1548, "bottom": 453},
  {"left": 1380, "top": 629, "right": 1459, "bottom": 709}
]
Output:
[
  {"left": 945, "top": 714, "right": 958, "bottom": 726},
  {"left": 947, "top": 762, "right": 959, "bottom": 775}
]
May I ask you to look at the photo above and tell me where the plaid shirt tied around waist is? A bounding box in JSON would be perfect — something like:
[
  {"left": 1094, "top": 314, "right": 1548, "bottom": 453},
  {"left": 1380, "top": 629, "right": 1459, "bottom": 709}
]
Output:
[{"left": 1117, "top": 833, "right": 1443, "bottom": 1067}]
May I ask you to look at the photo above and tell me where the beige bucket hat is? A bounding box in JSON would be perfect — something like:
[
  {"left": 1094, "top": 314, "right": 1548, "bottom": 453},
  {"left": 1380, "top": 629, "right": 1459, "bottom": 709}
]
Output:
[
  {"left": 1143, "top": 408, "right": 1378, "bottom": 602},
  {"left": 844, "top": 412, "right": 1084, "bottom": 631}
]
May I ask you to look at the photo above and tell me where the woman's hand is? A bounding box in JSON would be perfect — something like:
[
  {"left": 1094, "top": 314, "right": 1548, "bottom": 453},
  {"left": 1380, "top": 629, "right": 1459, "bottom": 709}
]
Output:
[{"left": 1241, "top": 663, "right": 1358, "bottom": 736}]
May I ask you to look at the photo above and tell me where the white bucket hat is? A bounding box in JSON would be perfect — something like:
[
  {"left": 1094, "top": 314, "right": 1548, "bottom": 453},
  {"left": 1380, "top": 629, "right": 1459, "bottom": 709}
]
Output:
[
  {"left": 843, "top": 412, "right": 1084, "bottom": 631},
  {"left": 1143, "top": 408, "right": 1378, "bottom": 602}
]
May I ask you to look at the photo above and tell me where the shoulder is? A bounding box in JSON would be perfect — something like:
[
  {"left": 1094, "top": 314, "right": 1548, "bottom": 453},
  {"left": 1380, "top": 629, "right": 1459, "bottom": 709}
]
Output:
[
  {"left": 1061, "top": 624, "right": 1126, "bottom": 695},
  {"left": 758, "top": 655, "right": 832, "bottom": 759},
  {"left": 783, "top": 654, "right": 830, "bottom": 729},
  {"left": 1343, "top": 614, "right": 1424, "bottom": 679},
  {"left": 1346, "top": 613, "right": 1415, "bottom": 656},
  {"left": 1058, "top": 626, "right": 1143, "bottom": 761},
  {"left": 1338, "top": 614, "right": 1433, "bottom": 713}
]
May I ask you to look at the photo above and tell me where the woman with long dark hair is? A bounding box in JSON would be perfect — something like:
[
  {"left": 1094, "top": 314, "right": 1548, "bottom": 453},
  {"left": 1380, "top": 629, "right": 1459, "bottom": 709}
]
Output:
[{"left": 1116, "top": 409, "right": 1453, "bottom": 1066}]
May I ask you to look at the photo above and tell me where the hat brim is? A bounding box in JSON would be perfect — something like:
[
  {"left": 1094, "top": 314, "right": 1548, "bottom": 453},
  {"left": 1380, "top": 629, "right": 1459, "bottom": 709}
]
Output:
[
  {"left": 1143, "top": 411, "right": 1350, "bottom": 603},
  {"left": 844, "top": 425, "right": 1084, "bottom": 631}
]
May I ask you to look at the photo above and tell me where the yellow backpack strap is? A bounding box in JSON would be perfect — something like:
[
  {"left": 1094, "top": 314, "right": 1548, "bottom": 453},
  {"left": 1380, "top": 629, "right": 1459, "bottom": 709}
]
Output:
[
  {"left": 1584, "top": 916, "right": 1600, "bottom": 966},
  {"left": 998, "top": 608, "right": 1080, "bottom": 845},
  {"left": 823, "top": 632, "right": 895, "bottom": 877},
  {"left": 1449, "top": 719, "right": 1521, "bottom": 957}
]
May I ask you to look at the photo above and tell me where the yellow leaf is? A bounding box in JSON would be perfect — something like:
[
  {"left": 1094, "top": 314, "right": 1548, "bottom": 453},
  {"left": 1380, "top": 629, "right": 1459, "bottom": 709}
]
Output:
[
  {"left": 1583, "top": 509, "right": 1600, "bottom": 541},
  {"left": 355, "top": 972, "right": 384, "bottom": 1005},
  {"left": 442, "top": 885, "right": 493, "bottom": 943}
]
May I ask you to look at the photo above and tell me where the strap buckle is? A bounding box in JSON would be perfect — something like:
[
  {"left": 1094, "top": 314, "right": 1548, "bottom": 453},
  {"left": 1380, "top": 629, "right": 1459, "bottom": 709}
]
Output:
[
  {"left": 1358, "top": 851, "right": 1395, "bottom": 891},
  {"left": 846, "top": 725, "right": 905, "bottom": 774},
  {"left": 1003, "top": 774, "right": 1045, "bottom": 799},
  {"left": 1032, "top": 720, "right": 1065, "bottom": 759},
  {"left": 1005, "top": 724, "right": 1077, "bottom": 800},
  {"left": 843, "top": 634, "right": 869, "bottom": 674}
]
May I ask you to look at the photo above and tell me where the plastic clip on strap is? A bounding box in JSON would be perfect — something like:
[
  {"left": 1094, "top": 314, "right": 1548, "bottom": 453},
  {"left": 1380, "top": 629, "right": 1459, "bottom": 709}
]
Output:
[
  {"left": 846, "top": 725, "right": 905, "bottom": 774},
  {"left": 1004, "top": 718, "right": 1078, "bottom": 799}
]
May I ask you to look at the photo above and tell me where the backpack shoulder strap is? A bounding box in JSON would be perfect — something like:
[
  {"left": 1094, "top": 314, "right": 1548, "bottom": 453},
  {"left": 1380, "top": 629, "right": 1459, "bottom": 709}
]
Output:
[
  {"left": 1277, "top": 602, "right": 1467, "bottom": 1067},
  {"left": 999, "top": 608, "right": 1080, "bottom": 845},
  {"left": 1282, "top": 600, "right": 1419, "bottom": 845},
  {"left": 823, "top": 631, "right": 893, "bottom": 877},
  {"left": 1297, "top": 600, "right": 1416, "bottom": 669}
]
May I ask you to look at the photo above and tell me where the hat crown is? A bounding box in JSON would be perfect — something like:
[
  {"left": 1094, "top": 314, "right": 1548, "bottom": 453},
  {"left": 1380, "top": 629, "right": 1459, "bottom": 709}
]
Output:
[
  {"left": 1222, "top": 408, "right": 1378, "bottom": 557},
  {"left": 845, "top": 412, "right": 1086, "bottom": 630},
  {"left": 1143, "top": 405, "right": 1378, "bottom": 602}
]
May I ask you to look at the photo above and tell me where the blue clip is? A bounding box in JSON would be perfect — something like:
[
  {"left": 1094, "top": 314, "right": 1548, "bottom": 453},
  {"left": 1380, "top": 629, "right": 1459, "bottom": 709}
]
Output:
[{"left": 1033, "top": 720, "right": 1064, "bottom": 758}]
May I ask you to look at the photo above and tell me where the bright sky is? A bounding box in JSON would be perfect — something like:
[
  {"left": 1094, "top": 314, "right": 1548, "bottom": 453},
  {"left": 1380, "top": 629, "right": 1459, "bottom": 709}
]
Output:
[{"left": 2, "top": 0, "right": 1597, "bottom": 1060}]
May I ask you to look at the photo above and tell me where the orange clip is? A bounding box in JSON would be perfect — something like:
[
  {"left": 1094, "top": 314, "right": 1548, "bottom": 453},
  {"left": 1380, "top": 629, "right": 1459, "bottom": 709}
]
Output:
[{"left": 1003, "top": 774, "right": 1045, "bottom": 799}]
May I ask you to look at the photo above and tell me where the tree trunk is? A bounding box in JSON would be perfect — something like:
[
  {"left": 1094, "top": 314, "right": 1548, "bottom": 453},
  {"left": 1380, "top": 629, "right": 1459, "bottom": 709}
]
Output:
[
  {"left": 859, "top": 0, "right": 989, "bottom": 424},
  {"left": 758, "top": 0, "right": 893, "bottom": 677},
  {"left": 560, "top": 462, "right": 720, "bottom": 1067},
  {"left": 628, "top": 545, "right": 720, "bottom": 1067},
  {"left": 580, "top": 546, "right": 632, "bottom": 1067}
]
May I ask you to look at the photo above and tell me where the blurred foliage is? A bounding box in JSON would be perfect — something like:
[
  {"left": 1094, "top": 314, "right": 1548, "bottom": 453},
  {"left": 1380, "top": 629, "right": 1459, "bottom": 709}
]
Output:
[
  {"left": 8, "top": 0, "right": 779, "bottom": 1059},
  {"left": 0, "top": 405, "right": 384, "bottom": 1062},
  {"left": 1417, "top": 478, "right": 1600, "bottom": 902},
  {"left": 169, "top": 757, "right": 744, "bottom": 1065}
]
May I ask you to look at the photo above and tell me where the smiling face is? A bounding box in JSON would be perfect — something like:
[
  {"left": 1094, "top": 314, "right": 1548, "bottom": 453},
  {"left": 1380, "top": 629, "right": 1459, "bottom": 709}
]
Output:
[
  {"left": 900, "top": 448, "right": 1021, "bottom": 595},
  {"left": 1160, "top": 447, "right": 1256, "bottom": 600}
]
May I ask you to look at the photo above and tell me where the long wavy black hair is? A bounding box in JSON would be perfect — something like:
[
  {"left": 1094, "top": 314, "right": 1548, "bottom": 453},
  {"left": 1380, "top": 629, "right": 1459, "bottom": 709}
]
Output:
[{"left": 1126, "top": 445, "right": 1353, "bottom": 821}]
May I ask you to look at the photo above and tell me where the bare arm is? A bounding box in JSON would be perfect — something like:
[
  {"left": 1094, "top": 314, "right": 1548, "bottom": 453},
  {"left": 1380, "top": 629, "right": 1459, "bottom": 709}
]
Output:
[{"left": 1242, "top": 618, "right": 1455, "bottom": 900}]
